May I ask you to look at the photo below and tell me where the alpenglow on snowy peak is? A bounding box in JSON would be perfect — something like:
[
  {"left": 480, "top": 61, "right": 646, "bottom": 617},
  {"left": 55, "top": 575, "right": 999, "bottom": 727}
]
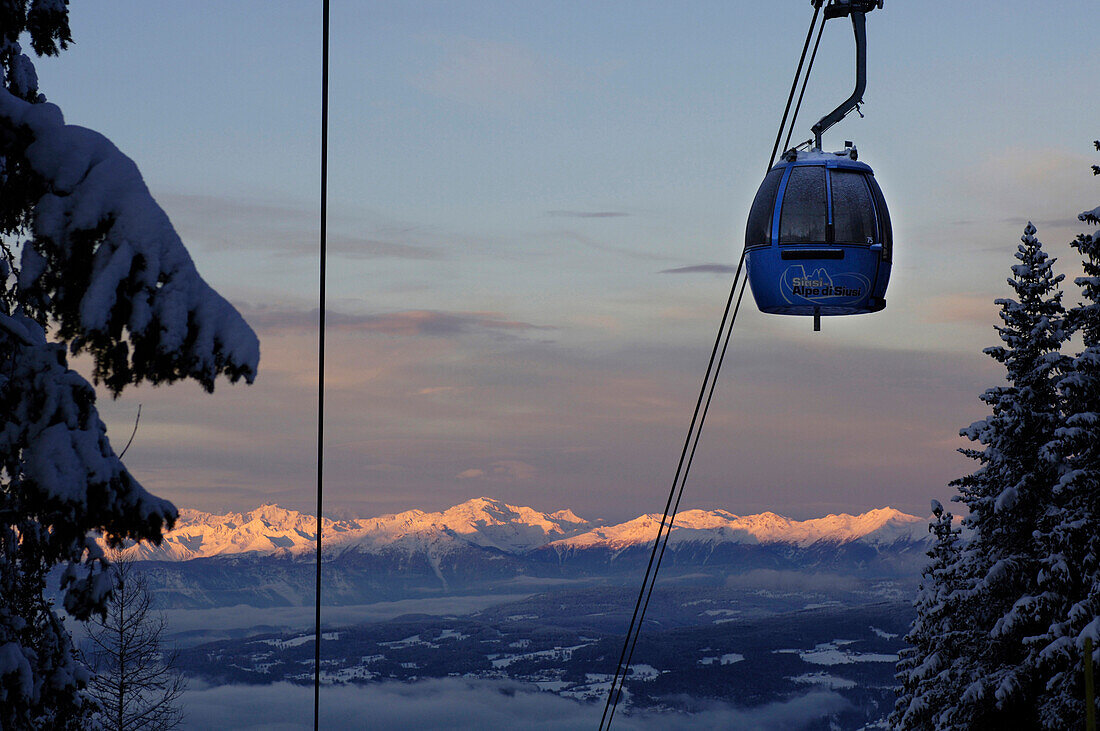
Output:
[
  {"left": 550, "top": 507, "right": 926, "bottom": 551},
  {"left": 106, "top": 498, "right": 929, "bottom": 561}
]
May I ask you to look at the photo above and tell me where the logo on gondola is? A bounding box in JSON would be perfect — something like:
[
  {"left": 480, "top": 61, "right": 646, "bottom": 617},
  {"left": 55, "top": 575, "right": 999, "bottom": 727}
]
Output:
[{"left": 780, "top": 266, "right": 868, "bottom": 303}]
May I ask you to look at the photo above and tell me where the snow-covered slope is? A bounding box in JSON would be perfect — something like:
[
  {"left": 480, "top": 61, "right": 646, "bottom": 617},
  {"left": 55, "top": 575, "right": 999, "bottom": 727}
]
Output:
[{"left": 110, "top": 498, "right": 927, "bottom": 561}]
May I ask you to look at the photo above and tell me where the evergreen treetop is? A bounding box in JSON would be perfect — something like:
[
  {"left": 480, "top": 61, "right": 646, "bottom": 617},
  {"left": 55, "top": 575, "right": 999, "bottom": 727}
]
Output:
[
  {"left": 898, "top": 141, "right": 1100, "bottom": 730},
  {"left": 938, "top": 223, "right": 1068, "bottom": 728},
  {"left": 1030, "top": 140, "right": 1100, "bottom": 728}
]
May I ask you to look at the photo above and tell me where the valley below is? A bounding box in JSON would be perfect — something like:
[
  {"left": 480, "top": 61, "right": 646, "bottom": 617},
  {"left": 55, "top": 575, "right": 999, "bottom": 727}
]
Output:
[{"left": 98, "top": 497, "right": 930, "bottom": 729}]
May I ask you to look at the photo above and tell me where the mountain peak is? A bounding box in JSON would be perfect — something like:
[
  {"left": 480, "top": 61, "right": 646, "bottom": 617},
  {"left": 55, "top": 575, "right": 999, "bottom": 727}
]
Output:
[
  {"left": 247, "top": 504, "right": 304, "bottom": 523},
  {"left": 549, "top": 508, "right": 586, "bottom": 524}
]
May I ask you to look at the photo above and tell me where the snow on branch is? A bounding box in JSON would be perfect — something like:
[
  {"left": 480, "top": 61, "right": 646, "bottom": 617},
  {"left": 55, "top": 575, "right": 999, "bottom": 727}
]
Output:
[
  {"left": 0, "top": 312, "right": 176, "bottom": 619},
  {"left": 0, "top": 88, "right": 259, "bottom": 393}
]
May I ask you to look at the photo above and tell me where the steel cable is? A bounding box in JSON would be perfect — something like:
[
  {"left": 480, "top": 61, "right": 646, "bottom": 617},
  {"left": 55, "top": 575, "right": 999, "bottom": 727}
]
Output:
[
  {"left": 783, "top": 19, "right": 826, "bottom": 155},
  {"left": 603, "top": 271, "right": 748, "bottom": 730},
  {"left": 314, "top": 0, "right": 330, "bottom": 728},
  {"left": 599, "top": 5, "right": 825, "bottom": 727},
  {"left": 598, "top": 252, "right": 746, "bottom": 730},
  {"left": 768, "top": 4, "right": 822, "bottom": 169}
]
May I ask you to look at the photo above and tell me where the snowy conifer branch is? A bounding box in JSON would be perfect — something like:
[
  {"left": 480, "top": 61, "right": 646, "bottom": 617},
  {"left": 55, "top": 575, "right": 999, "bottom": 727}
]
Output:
[
  {"left": 0, "top": 313, "right": 177, "bottom": 618},
  {"left": 0, "top": 89, "right": 259, "bottom": 394}
]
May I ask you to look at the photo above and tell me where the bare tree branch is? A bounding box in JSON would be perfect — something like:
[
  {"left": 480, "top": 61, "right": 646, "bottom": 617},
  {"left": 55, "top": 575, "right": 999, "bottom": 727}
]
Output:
[
  {"left": 81, "top": 552, "right": 187, "bottom": 731},
  {"left": 117, "top": 405, "right": 142, "bottom": 460}
]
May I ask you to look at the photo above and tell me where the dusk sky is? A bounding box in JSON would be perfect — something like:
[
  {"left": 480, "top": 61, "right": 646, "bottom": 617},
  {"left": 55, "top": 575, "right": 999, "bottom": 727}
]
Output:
[{"left": 33, "top": 1, "right": 1100, "bottom": 522}]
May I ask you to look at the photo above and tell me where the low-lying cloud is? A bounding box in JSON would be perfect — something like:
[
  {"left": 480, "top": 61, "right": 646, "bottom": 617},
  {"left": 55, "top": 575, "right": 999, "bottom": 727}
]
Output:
[
  {"left": 724, "top": 569, "right": 862, "bottom": 593},
  {"left": 161, "top": 595, "right": 532, "bottom": 646},
  {"left": 180, "top": 679, "right": 850, "bottom": 730}
]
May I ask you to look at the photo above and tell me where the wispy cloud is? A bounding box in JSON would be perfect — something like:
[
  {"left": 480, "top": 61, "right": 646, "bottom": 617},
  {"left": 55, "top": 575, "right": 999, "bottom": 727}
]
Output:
[
  {"left": 553, "top": 230, "right": 672, "bottom": 262},
  {"left": 659, "top": 263, "right": 738, "bottom": 274},
  {"left": 491, "top": 460, "right": 537, "bottom": 481},
  {"left": 1001, "top": 216, "right": 1085, "bottom": 230},
  {"left": 456, "top": 461, "right": 536, "bottom": 482},
  {"left": 925, "top": 293, "right": 998, "bottom": 324},
  {"left": 101, "top": 292, "right": 999, "bottom": 523},
  {"left": 417, "top": 386, "right": 468, "bottom": 396},
  {"left": 327, "top": 234, "right": 444, "bottom": 261},
  {"left": 241, "top": 305, "right": 552, "bottom": 339},
  {"left": 159, "top": 193, "right": 445, "bottom": 261},
  {"left": 948, "top": 148, "right": 1092, "bottom": 232},
  {"left": 547, "top": 210, "right": 630, "bottom": 219},
  {"left": 413, "top": 37, "right": 587, "bottom": 107}
]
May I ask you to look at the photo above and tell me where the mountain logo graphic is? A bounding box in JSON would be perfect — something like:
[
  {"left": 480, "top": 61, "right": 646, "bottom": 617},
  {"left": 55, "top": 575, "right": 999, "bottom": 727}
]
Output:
[{"left": 780, "top": 265, "right": 868, "bottom": 303}]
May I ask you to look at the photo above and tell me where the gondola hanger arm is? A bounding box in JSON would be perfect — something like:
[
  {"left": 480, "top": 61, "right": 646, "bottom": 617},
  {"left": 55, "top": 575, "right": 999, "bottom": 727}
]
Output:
[
  {"left": 810, "top": 0, "right": 883, "bottom": 149},
  {"left": 813, "top": 0, "right": 883, "bottom": 18}
]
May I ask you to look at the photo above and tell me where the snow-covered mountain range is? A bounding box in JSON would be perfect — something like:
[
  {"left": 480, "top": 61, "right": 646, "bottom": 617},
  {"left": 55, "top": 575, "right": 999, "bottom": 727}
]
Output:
[
  {"left": 113, "top": 497, "right": 929, "bottom": 562},
  {"left": 100, "top": 498, "right": 934, "bottom": 609}
]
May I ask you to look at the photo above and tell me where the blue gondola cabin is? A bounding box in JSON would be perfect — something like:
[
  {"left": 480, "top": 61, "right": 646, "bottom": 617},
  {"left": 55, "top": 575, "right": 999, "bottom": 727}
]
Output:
[{"left": 744, "top": 146, "right": 892, "bottom": 320}]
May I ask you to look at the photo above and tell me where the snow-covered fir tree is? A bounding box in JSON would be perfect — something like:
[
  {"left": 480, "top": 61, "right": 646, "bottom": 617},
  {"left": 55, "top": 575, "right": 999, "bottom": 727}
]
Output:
[
  {"left": 892, "top": 500, "right": 965, "bottom": 729},
  {"left": 898, "top": 223, "right": 1068, "bottom": 729},
  {"left": 1027, "top": 140, "right": 1100, "bottom": 729},
  {"left": 0, "top": 3, "right": 258, "bottom": 727}
]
